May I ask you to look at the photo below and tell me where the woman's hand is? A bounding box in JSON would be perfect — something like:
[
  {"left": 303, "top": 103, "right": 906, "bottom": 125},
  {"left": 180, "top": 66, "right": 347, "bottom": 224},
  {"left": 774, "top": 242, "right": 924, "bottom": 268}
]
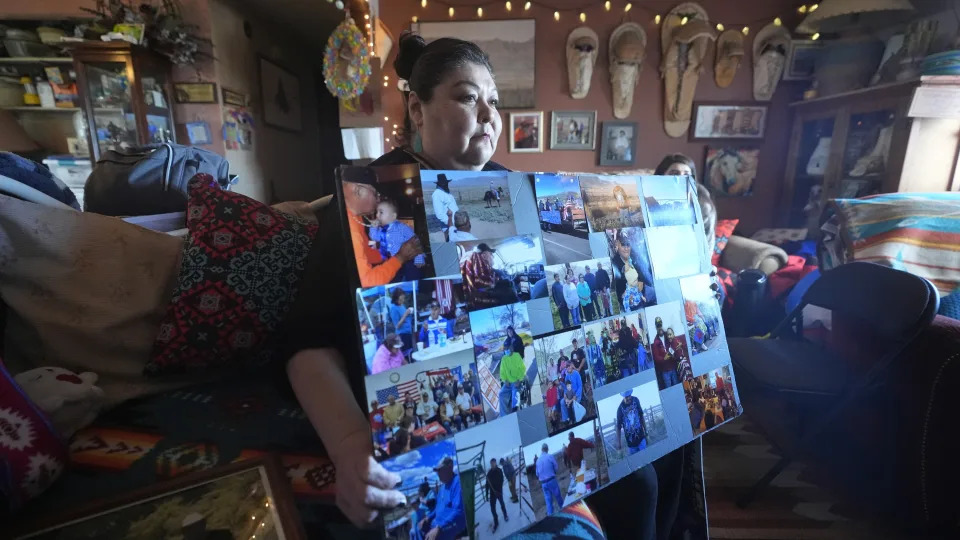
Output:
[{"left": 331, "top": 429, "right": 406, "bottom": 528}]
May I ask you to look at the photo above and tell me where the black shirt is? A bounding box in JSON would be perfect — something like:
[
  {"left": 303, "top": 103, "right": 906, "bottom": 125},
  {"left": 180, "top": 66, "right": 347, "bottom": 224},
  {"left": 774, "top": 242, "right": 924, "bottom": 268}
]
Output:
[{"left": 486, "top": 467, "right": 505, "bottom": 497}]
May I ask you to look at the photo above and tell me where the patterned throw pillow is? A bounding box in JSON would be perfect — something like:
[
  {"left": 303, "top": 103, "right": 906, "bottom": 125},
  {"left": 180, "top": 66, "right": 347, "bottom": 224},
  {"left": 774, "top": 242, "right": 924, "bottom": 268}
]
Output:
[
  {"left": 145, "top": 175, "right": 318, "bottom": 375},
  {"left": 712, "top": 219, "right": 739, "bottom": 266},
  {"left": 0, "top": 358, "right": 67, "bottom": 514}
]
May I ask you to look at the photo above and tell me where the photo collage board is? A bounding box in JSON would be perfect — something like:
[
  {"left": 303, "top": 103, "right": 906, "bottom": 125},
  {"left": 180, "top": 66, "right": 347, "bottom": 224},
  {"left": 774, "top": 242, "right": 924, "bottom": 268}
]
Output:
[{"left": 337, "top": 165, "right": 742, "bottom": 540}]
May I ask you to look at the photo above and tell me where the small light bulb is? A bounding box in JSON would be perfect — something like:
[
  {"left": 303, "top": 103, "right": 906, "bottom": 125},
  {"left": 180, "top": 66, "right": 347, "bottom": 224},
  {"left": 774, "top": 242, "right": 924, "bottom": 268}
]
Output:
[
  {"left": 654, "top": 14, "right": 661, "bottom": 24},
  {"left": 449, "top": 6, "right": 454, "bottom": 17},
  {"left": 385, "top": 138, "right": 389, "bottom": 142},
  {"left": 369, "top": 42, "right": 374, "bottom": 48},
  {"left": 384, "top": 116, "right": 389, "bottom": 121},
  {"left": 681, "top": 16, "right": 689, "bottom": 25},
  {"left": 365, "top": 23, "right": 371, "bottom": 28},
  {"left": 742, "top": 26, "right": 750, "bottom": 36},
  {"left": 412, "top": 15, "right": 418, "bottom": 23},
  {"left": 421, "top": 0, "right": 427, "bottom": 7},
  {"left": 604, "top": 1, "right": 611, "bottom": 11},
  {"left": 364, "top": 14, "right": 369, "bottom": 20},
  {"left": 384, "top": 75, "right": 389, "bottom": 81},
  {"left": 383, "top": 81, "right": 388, "bottom": 86},
  {"left": 506, "top": 1, "right": 512, "bottom": 12},
  {"left": 716, "top": 23, "right": 724, "bottom": 31},
  {"left": 580, "top": 12, "right": 586, "bottom": 22},
  {"left": 774, "top": 17, "right": 783, "bottom": 26},
  {"left": 524, "top": 2, "right": 531, "bottom": 11},
  {"left": 798, "top": 5, "right": 808, "bottom": 14},
  {"left": 393, "top": 124, "right": 398, "bottom": 128},
  {"left": 625, "top": 3, "right": 632, "bottom": 13},
  {"left": 477, "top": 7, "right": 483, "bottom": 17},
  {"left": 810, "top": 4, "right": 819, "bottom": 12},
  {"left": 392, "top": 130, "right": 397, "bottom": 135},
  {"left": 811, "top": 32, "right": 820, "bottom": 40},
  {"left": 554, "top": 11, "right": 559, "bottom": 21}
]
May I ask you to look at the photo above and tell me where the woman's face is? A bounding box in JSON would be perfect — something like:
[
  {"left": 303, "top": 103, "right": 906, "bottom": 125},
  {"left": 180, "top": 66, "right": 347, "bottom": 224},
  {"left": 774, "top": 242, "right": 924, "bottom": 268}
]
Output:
[
  {"left": 410, "top": 62, "right": 502, "bottom": 170},
  {"left": 616, "top": 240, "right": 631, "bottom": 259},
  {"left": 665, "top": 162, "right": 693, "bottom": 177}
]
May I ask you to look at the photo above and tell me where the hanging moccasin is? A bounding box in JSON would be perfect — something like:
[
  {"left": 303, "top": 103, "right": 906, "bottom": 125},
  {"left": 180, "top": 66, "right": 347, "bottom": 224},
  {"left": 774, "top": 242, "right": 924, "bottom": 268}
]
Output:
[
  {"left": 567, "top": 27, "right": 599, "bottom": 99},
  {"left": 752, "top": 22, "right": 791, "bottom": 101},
  {"left": 661, "top": 2, "right": 716, "bottom": 138},
  {"left": 715, "top": 30, "right": 745, "bottom": 88},
  {"left": 608, "top": 22, "right": 647, "bottom": 118}
]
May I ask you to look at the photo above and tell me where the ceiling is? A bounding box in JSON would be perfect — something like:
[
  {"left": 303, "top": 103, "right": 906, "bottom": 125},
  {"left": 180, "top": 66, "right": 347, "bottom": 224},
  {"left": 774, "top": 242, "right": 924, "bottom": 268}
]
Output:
[{"left": 233, "top": 0, "right": 354, "bottom": 50}]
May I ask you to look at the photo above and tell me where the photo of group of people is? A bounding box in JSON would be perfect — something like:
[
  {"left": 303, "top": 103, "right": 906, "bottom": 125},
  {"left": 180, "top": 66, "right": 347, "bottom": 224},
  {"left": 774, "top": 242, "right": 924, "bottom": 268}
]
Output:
[
  {"left": 533, "top": 329, "right": 598, "bottom": 435},
  {"left": 521, "top": 420, "right": 608, "bottom": 521},
  {"left": 597, "top": 380, "right": 668, "bottom": 466},
  {"left": 579, "top": 175, "right": 645, "bottom": 231},
  {"left": 457, "top": 235, "right": 546, "bottom": 310},
  {"left": 645, "top": 302, "right": 695, "bottom": 391},
  {"left": 582, "top": 311, "right": 653, "bottom": 389},
  {"left": 546, "top": 258, "right": 619, "bottom": 330},
  {"left": 680, "top": 274, "right": 724, "bottom": 356},
  {"left": 607, "top": 228, "right": 657, "bottom": 311},
  {"left": 684, "top": 366, "right": 741, "bottom": 436},
  {"left": 357, "top": 279, "right": 473, "bottom": 375},
  {"left": 341, "top": 164, "right": 435, "bottom": 288},
  {"left": 422, "top": 170, "right": 517, "bottom": 246},
  {"left": 640, "top": 175, "right": 699, "bottom": 227},
  {"left": 533, "top": 175, "right": 591, "bottom": 264},
  {"left": 468, "top": 303, "right": 542, "bottom": 422}
]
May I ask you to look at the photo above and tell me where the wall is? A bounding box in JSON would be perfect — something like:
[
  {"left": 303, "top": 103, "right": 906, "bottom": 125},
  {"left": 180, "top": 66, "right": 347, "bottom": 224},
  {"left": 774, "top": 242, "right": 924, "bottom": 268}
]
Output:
[{"left": 378, "top": 0, "right": 808, "bottom": 234}]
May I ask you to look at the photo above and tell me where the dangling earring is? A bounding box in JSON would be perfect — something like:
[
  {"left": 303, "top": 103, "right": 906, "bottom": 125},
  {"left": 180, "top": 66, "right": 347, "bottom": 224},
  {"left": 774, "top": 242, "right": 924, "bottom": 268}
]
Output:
[{"left": 412, "top": 132, "right": 423, "bottom": 153}]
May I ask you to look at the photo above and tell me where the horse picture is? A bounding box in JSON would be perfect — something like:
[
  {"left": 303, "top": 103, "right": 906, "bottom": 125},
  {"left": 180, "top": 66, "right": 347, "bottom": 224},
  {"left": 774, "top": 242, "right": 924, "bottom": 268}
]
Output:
[{"left": 705, "top": 147, "right": 760, "bottom": 197}]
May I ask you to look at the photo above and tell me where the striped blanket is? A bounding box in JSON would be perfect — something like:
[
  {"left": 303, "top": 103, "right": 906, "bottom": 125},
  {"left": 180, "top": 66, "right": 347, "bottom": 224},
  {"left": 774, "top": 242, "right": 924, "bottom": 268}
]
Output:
[{"left": 820, "top": 193, "right": 960, "bottom": 295}]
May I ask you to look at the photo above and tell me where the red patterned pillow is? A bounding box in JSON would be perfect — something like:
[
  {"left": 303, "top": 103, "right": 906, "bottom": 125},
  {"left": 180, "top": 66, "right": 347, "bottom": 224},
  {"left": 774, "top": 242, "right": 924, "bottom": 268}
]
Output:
[
  {"left": 0, "top": 358, "right": 68, "bottom": 514},
  {"left": 712, "top": 219, "right": 739, "bottom": 266},
  {"left": 145, "top": 175, "right": 318, "bottom": 375}
]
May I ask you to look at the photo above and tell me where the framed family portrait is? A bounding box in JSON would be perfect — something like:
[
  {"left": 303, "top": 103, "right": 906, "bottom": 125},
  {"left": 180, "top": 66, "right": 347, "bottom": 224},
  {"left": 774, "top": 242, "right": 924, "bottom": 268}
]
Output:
[
  {"left": 550, "top": 110, "right": 597, "bottom": 150},
  {"left": 691, "top": 102, "right": 768, "bottom": 141},
  {"left": 784, "top": 40, "right": 823, "bottom": 81},
  {"left": 599, "top": 121, "right": 637, "bottom": 166},
  {"left": 259, "top": 56, "right": 302, "bottom": 132},
  {"left": 15, "top": 456, "right": 305, "bottom": 540},
  {"left": 509, "top": 111, "right": 544, "bottom": 153}
]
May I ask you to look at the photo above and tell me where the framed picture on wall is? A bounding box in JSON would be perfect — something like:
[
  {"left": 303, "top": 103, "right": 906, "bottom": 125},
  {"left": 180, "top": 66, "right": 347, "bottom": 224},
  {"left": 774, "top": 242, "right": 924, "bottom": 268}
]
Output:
[
  {"left": 784, "top": 40, "right": 823, "bottom": 81},
  {"left": 704, "top": 146, "right": 760, "bottom": 197},
  {"left": 599, "top": 121, "right": 637, "bottom": 166},
  {"left": 691, "top": 102, "right": 768, "bottom": 141},
  {"left": 259, "top": 56, "right": 302, "bottom": 132},
  {"left": 550, "top": 110, "right": 596, "bottom": 150},
  {"left": 509, "top": 111, "right": 543, "bottom": 152}
]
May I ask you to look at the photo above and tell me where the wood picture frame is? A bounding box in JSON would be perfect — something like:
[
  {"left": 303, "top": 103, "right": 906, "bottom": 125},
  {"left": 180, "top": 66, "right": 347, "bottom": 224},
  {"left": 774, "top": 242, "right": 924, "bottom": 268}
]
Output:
[
  {"left": 222, "top": 87, "right": 248, "bottom": 107},
  {"left": 784, "top": 40, "right": 823, "bottom": 81},
  {"left": 690, "top": 102, "right": 768, "bottom": 142},
  {"left": 14, "top": 456, "right": 306, "bottom": 540},
  {"left": 259, "top": 56, "right": 302, "bottom": 132},
  {"left": 173, "top": 82, "right": 218, "bottom": 104},
  {"left": 599, "top": 121, "right": 638, "bottom": 166},
  {"left": 509, "top": 111, "right": 544, "bottom": 153},
  {"left": 550, "top": 110, "right": 597, "bottom": 150}
]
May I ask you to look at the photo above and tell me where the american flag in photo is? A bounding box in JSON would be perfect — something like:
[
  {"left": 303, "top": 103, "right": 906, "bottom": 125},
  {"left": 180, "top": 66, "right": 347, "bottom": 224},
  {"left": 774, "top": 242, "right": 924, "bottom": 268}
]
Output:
[
  {"left": 376, "top": 380, "right": 421, "bottom": 404},
  {"left": 432, "top": 280, "right": 454, "bottom": 313}
]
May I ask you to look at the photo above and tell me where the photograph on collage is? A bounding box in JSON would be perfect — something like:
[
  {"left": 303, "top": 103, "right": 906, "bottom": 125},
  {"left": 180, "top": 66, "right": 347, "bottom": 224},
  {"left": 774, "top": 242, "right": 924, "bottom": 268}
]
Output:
[
  {"left": 679, "top": 274, "right": 724, "bottom": 356},
  {"left": 421, "top": 170, "right": 516, "bottom": 245},
  {"left": 365, "top": 355, "right": 484, "bottom": 456},
  {"left": 357, "top": 279, "right": 473, "bottom": 375},
  {"left": 597, "top": 380, "right": 668, "bottom": 466},
  {"left": 532, "top": 174, "right": 591, "bottom": 264},
  {"left": 457, "top": 235, "right": 546, "bottom": 310},
  {"left": 340, "top": 164, "right": 434, "bottom": 288},
  {"left": 683, "top": 365, "right": 741, "bottom": 436},
  {"left": 533, "top": 328, "right": 598, "bottom": 436},
  {"left": 606, "top": 228, "right": 657, "bottom": 311},
  {"left": 381, "top": 438, "right": 468, "bottom": 540},
  {"left": 582, "top": 311, "right": 653, "bottom": 389},
  {"left": 644, "top": 302, "right": 694, "bottom": 391},
  {"left": 521, "top": 419, "right": 608, "bottom": 521},
  {"left": 645, "top": 225, "right": 705, "bottom": 280},
  {"left": 455, "top": 415, "right": 535, "bottom": 538},
  {"left": 545, "top": 257, "right": 619, "bottom": 331},
  {"left": 579, "top": 175, "right": 645, "bottom": 231},
  {"left": 640, "top": 175, "right": 698, "bottom": 227},
  {"left": 468, "top": 303, "right": 543, "bottom": 421}
]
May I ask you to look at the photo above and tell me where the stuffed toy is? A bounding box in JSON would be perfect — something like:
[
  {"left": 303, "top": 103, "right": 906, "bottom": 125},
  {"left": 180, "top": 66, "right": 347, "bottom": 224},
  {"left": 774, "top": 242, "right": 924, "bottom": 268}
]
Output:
[{"left": 13, "top": 367, "right": 105, "bottom": 438}]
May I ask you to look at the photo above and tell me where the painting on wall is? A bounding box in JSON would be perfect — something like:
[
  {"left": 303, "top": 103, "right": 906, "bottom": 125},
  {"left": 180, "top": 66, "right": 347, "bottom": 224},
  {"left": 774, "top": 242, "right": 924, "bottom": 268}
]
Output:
[
  {"left": 415, "top": 19, "right": 536, "bottom": 109},
  {"left": 259, "top": 56, "right": 302, "bottom": 132},
  {"left": 691, "top": 102, "right": 768, "bottom": 141},
  {"left": 704, "top": 146, "right": 760, "bottom": 197}
]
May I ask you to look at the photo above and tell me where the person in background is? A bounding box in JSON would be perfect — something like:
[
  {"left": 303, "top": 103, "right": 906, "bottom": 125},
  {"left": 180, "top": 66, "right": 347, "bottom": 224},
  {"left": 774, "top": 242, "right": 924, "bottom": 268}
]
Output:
[
  {"left": 461, "top": 371, "right": 477, "bottom": 407},
  {"left": 369, "top": 400, "right": 386, "bottom": 447},
  {"left": 564, "top": 277, "right": 581, "bottom": 326},
  {"left": 486, "top": 458, "right": 509, "bottom": 532},
  {"left": 370, "top": 333, "right": 405, "bottom": 375},
  {"left": 382, "top": 394, "right": 406, "bottom": 432},
  {"left": 432, "top": 174, "right": 459, "bottom": 242},
  {"left": 584, "top": 265, "right": 599, "bottom": 317},
  {"left": 621, "top": 267, "right": 648, "bottom": 312},
  {"left": 616, "top": 389, "right": 648, "bottom": 454},
  {"left": 438, "top": 395, "right": 460, "bottom": 433},
  {"left": 564, "top": 362, "right": 583, "bottom": 404},
  {"left": 419, "top": 457, "right": 466, "bottom": 540},
  {"left": 569, "top": 338, "right": 588, "bottom": 382},
  {"left": 546, "top": 356, "right": 559, "bottom": 382},
  {"left": 502, "top": 325, "right": 524, "bottom": 356},
  {"left": 595, "top": 262, "right": 612, "bottom": 317},
  {"left": 536, "top": 443, "right": 563, "bottom": 515},
  {"left": 369, "top": 198, "right": 427, "bottom": 281},
  {"left": 565, "top": 431, "right": 595, "bottom": 480},
  {"left": 667, "top": 328, "right": 693, "bottom": 383},
  {"left": 498, "top": 338, "right": 526, "bottom": 417},
  {"left": 417, "top": 391, "right": 439, "bottom": 425},
  {"left": 617, "top": 324, "right": 639, "bottom": 379},
  {"left": 421, "top": 302, "right": 451, "bottom": 348},
  {"left": 447, "top": 210, "right": 477, "bottom": 242},
  {"left": 461, "top": 243, "right": 498, "bottom": 301},
  {"left": 455, "top": 387, "right": 479, "bottom": 427},
  {"left": 501, "top": 457, "right": 519, "bottom": 503},
  {"left": 389, "top": 428, "right": 411, "bottom": 456},
  {"left": 586, "top": 332, "right": 606, "bottom": 388},
  {"left": 577, "top": 274, "right": 595, "bottom": 321},
  {"left": 651, "top": 317, "right": 680, "bottom": 389},
  {"left": 551, "top": 273, "right": 570, "bottom": 328},
  {"left": 390, "top": 289, "right": 415, "bottom": 355}
]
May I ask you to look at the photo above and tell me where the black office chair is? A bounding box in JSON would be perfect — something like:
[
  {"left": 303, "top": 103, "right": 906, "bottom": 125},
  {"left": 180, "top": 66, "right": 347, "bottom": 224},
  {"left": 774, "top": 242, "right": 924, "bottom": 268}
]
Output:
[{"left": 729, "top": 261, "right": 939, "bottom": 508}]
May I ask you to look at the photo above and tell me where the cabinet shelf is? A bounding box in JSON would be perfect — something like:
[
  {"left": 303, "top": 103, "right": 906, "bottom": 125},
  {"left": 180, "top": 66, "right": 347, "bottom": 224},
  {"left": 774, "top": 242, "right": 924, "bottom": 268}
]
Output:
[
  {"left": 3, "top": 106, "right": 80, "bottom": 113},
  {"left": 0, "top": 56, "right": 73, "bottom": 64}
]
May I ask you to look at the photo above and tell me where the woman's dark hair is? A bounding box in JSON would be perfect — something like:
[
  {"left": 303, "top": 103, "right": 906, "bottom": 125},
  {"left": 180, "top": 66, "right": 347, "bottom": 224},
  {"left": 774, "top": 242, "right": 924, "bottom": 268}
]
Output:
[
  {"left": 512, "top": 338, "right": 525, "bottom": 356},
  {"left": 506, "top": 325, "right": 515, "bottom": 336},
  {"left": 394, "top": 32, "right": 494, "bottom": 145},
  {"left": 654, "top": 153, "right": 698, "bottom": 180},
  {"left": 391, "top": 287, "right": 406, "bottom": 305}
]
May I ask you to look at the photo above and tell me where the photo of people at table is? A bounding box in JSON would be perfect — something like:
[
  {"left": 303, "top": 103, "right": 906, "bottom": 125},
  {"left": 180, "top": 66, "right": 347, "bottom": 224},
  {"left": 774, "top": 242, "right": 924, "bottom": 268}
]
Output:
[
  {"left": 644, "top": 302, "right": 695, "bottom": 391},
  {"left": 597, "top": 380, "right": 668, "bottom": 467},
  {"left": 457, "top": 235, "right": 546, "bottom": 310},
  {"left": 365, "top": 356, "right": 485, "bottom": 455},
  {"left": 545, "top": 257, "right": 619, "bottom": 331},
  {"left": 421, "top": 170, "right": 517, "bottom": 246},
  {"left": 340, "top": 164, "right": 434, "bottom": 288},
  {"left": 582, "top": 311, "right": 653, "bottom": 389},
  {"left": 381, "top": 439, "right": 468, "bottom": 540},
  {"left": 414, "top": 278, "right": 474, "bottom": 363},
  {"left": 679, "top": 273, "right": 724, "bottom": 356},
  {"left": 521, "top": 420, "right": 608, "bottom": 521},
  {"left": 683, "top": 365, "right": 741, "bottom": 436},
  {"left": 534, "top": 328, "right": 598, "bottom": 436},
  {"left": 606, "top": 228, "right": 656, "bottom": 312},
  {"left": 468, "top": 303, "right": 543, "bottom": 422},
  {"left": 640, "top": 175, "right": 699, "bottom": 227}
]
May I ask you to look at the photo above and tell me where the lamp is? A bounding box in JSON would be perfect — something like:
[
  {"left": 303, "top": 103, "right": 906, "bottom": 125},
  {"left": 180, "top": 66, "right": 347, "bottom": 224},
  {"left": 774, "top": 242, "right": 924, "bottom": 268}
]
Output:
[{"left": 796, "top": 0, "right": 915, "bottom": 34}]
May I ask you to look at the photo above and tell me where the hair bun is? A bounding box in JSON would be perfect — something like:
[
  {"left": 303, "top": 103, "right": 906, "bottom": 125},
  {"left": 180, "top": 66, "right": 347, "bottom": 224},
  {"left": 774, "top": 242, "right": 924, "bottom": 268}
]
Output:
[{"left": 395, "top": 31, "right": 427, "bottom": 80}]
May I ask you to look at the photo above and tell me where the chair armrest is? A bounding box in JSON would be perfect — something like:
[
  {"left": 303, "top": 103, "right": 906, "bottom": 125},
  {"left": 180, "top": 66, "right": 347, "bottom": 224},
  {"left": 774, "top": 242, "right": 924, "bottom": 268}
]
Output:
[{"left": 720, "top": 235, "right": 789, "bottom": 275}]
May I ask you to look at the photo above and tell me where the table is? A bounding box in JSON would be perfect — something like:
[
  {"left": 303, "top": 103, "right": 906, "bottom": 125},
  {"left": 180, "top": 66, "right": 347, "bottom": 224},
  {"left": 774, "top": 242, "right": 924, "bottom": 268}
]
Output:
[
  {"left": 413, "top": 421, "right": 446, "bottom": 441},
  {"left": 562, "top": 468, "right": 598, "bottom": 507},
  {"left": 411, "top": 335, "right": 474, "bottom": 362}
]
